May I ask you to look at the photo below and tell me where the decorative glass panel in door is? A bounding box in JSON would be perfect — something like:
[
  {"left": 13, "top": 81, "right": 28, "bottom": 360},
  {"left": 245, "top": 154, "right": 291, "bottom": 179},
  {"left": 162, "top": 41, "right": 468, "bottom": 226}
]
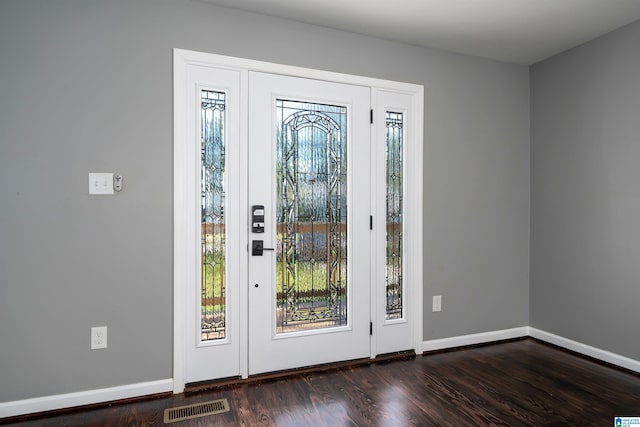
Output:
[
  {"left": 275, "top": 100, "right": 348, "bottom": 334},
  {"left": 201, "top": 90, "right": 226, "bottom": 341},
  {"left": 385, "top": 111, "right": 403, "bottom": 321},
  {"left": 248, "top": 71, "right": 370, "bottom": 375}
]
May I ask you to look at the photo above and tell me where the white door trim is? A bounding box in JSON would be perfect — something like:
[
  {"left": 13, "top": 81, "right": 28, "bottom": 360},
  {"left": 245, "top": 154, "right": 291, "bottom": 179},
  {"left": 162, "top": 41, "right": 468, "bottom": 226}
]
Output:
[{"left": 173, "top": 48, "right": 423, "bottom": 393}]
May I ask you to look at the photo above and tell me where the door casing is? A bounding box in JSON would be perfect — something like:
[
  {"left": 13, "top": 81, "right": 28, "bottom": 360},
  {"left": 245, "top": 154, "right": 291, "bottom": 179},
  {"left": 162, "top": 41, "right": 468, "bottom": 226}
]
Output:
[{"left": 173, "top": 49, "right": 424, "bottom": 393}]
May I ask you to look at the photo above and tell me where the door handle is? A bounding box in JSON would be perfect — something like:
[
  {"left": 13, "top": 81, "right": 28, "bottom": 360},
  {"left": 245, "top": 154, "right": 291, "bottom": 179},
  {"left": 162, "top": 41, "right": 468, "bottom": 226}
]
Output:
[{"left": 252, "top": 240, "right": 275, "bottom": 256}]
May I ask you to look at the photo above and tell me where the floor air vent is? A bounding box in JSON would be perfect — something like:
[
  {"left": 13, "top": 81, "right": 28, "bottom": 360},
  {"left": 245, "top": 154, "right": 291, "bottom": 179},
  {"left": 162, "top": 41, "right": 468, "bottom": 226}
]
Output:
[{"left": 164, "top": 398, "right": 230, "bottom": 423}]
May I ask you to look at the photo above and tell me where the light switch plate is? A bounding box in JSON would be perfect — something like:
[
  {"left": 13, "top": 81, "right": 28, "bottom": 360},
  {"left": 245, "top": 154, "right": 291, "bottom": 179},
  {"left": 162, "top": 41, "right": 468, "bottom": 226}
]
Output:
[
  {"left": 89, "top": 173, "right": 114, "bottom": 195},
  {"left": 433, "top": 295, "right": 442, "bottom": 312}
]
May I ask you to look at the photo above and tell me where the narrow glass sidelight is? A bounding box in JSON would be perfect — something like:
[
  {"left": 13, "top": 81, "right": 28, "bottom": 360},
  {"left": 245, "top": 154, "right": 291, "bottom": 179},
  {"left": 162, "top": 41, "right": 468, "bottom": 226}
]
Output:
[
  {"left": 275, "top": 99, "right": 348, "bottom": 334},
  {"left": 201, "top": 90, "right": 226, "bottom": 341},
  {"left": 386, "top": 111, "right": 403, "bottom": 320}
]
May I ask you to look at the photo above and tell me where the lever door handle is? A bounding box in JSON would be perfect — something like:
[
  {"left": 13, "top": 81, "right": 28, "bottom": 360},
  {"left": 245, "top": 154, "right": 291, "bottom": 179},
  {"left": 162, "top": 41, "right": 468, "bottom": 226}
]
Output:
[{"left": 252, "top": 240, "right": 275, "bottom": 256}]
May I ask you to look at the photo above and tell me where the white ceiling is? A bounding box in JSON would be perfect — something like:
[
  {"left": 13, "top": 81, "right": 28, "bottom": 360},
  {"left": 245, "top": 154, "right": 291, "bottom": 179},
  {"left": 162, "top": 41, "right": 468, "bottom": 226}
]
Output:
[{"left": 200, "top": 0, "right": 640, "bottom": 64}]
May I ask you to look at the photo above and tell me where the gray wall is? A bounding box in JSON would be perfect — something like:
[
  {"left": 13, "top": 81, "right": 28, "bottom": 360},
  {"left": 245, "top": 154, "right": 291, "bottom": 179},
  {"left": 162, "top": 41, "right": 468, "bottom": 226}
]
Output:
[
  {"left": 530, "top": 20, "right": 640, "bottom": 360},
  {"left": 0, "top": 0, "right": 530, "bottom": 402}
]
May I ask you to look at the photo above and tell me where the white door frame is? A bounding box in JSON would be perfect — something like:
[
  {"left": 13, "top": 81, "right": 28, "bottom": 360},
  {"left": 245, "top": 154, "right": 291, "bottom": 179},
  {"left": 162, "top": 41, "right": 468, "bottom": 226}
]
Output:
[{"left": 173, "top": 48, "right": 423, "bottom": 394}]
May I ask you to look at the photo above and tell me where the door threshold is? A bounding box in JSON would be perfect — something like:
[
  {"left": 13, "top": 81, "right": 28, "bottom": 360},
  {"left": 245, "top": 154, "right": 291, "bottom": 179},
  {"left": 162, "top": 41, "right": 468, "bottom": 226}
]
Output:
[
  {"left": 185, "top": 376, "right": 243, "bottom": 394},
  {"left": 185, "top": 351, "right": 416, "bottom": 394}
]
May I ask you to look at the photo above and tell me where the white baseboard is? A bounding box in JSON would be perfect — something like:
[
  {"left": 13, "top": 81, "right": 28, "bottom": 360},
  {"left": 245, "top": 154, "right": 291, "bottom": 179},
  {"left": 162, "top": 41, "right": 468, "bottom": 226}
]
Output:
[
  {"left": 529, "top": 328, "right": 640, "bottom": 374},
  {"left": 422, "top": 327, "right": 640, "bottom": 375},
  {"left": 4, "top": 328, "right": 639, "bottom": 419},
  {"left": 422, "top": 327, "right": 530, "bottom": 352},
  {"left": 0, "top": 378, "right": 173, "bottom": 419}
]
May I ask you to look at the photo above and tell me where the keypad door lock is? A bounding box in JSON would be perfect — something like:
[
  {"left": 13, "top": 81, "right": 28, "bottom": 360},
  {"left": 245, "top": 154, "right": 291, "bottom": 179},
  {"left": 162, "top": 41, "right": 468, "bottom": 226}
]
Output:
[
  {"left": 251, "top": 205, "right": 265, "bottom": 233},
  {"left": 252, "top": 240, "right": 275, "bottom": 256}
]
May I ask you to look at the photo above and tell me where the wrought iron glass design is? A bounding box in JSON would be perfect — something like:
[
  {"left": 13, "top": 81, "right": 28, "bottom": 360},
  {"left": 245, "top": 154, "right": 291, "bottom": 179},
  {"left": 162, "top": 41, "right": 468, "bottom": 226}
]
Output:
[
  {"left": 201, "top": 90, "right": 226, "bottom": 341},
  {"left": 386, "top": 111, "right": 404, "bottom": 320},
  {"left": 275, "top": 99, "right": 348, "bottom": 334}
]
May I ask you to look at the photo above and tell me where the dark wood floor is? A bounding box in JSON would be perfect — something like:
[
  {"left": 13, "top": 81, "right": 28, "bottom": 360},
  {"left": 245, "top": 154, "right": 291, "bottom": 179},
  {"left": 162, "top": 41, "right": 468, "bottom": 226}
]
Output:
[{"left": 4, "top": 339, "right": 640, "bottom": 426}]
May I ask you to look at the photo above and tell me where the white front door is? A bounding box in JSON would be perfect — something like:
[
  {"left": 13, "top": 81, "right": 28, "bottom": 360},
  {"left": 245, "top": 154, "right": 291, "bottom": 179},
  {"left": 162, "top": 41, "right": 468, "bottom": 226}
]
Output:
[
  {"left": 174, "top": 50, "right": 423, "bottom": 391},
  {"left": 247, "top": 72, "right": 371, "bottom": 375}
]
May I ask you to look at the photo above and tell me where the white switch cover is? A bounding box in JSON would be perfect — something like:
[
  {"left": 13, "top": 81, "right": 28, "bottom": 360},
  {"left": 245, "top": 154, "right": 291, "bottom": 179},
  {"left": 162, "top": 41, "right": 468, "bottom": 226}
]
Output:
[
  {"left": 432, "top": 295, "right": 442, "bottom": 312},
  {"left": 89, "top": 173, "right": 114, "bottom": 195}
]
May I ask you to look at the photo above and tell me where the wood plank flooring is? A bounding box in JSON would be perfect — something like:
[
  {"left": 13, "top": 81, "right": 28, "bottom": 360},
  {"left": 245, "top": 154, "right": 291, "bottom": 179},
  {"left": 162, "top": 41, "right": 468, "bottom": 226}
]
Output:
[{"left": 3, "top": 339, "right": 640, "bottom": 426}]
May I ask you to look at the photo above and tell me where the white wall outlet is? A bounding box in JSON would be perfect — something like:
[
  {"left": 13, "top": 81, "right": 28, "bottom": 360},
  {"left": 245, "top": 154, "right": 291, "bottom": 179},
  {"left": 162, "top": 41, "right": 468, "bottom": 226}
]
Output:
[
  {"left": 89, "top": 173, "right": 114, "bottom": 195},
  {"left": 432, "top": 295, "right": 442, "bottom": 312},
  {"left": 91, "top": 326, "right": 107, "bottom": 350}
]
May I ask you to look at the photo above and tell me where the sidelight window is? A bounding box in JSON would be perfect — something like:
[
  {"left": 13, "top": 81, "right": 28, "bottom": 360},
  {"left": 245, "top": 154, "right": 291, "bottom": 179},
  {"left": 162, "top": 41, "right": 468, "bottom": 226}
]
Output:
[
  {"left": 385, "top": 111, "right": 403, "bottom": 320},
  {"left": 200, "top": 90, "right": 226, "bottom": 341}
]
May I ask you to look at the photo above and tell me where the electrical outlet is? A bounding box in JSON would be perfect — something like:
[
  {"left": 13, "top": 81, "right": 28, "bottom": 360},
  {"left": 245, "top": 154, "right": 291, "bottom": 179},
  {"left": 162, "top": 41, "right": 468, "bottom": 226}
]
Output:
[
  {"left": 432, "top": 295, "right": 442, "bottom": 312},
  {"left": 91, "top": 326, "right": 107, "bottom": 350}
]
